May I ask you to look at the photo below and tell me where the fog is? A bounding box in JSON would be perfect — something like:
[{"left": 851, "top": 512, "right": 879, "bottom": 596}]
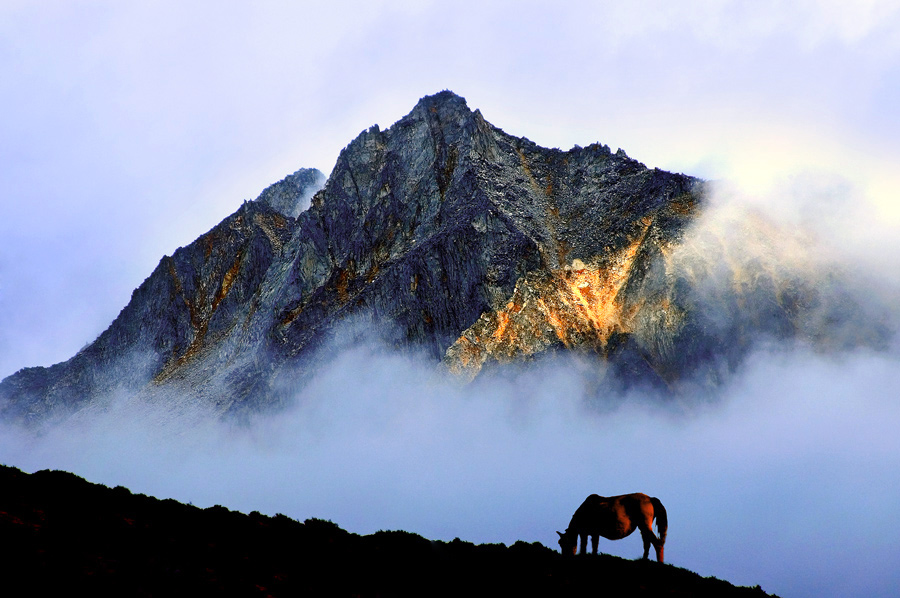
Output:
[{"left": 2, "top": 326, "right": 900, "bottom": 597}]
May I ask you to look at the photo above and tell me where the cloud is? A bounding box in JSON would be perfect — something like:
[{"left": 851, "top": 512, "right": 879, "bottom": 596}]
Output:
[
  {"left": 2, "top": 318, "right": 900, "bottom": 598},
  {"left": 2, "top": 0, "right": 900, "bottom": 377}
]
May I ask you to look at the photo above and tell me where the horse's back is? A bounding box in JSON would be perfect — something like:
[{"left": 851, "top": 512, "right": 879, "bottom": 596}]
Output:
[
  {"left": 575, "top": 493, "right": 655, "bottom": 527},
  {"left": 584, "top": 493, "right": 650, "bottom": 508},
  {"left": 623, "top": 492, "right": 651, "bottom": 503}
]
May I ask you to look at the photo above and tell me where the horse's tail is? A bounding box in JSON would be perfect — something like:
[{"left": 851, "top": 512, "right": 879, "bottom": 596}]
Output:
[{"left": 650, "top": 496, "right": 667, "bottom": 545}]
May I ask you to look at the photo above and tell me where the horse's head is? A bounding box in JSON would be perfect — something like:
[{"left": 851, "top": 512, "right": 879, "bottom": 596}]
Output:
[{"left": 557, "top": 530, "right": 576, "bottom": 556}]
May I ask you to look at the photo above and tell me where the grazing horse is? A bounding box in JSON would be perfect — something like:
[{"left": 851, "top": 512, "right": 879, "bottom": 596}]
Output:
[{"left": 557, "top": 493, "right": 667, "bottom": 562}]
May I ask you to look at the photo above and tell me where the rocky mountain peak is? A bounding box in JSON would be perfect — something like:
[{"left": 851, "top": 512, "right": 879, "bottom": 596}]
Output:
[
  {"left": 406, "top": 90, "right": 478, "bottom": 129},
  {"left": 1, "top": 91, "right": 889, "bottom": 421}
]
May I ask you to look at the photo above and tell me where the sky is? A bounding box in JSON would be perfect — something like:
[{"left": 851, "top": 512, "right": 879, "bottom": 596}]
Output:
[
  {"left": 1, "top": 2, "right": 900, "bottom": 597},
  {"left": 2, "top": 0, "right": 900, "bottom": 376}
]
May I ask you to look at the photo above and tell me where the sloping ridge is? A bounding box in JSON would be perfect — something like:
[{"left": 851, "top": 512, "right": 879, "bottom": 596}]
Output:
[{"left": 0, "top": 464, "right": 777, "bottom": 597}]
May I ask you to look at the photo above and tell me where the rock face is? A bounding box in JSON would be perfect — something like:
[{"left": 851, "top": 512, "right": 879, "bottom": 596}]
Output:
[
  {"left": 0, "top": 173, "right": 316, "bottom": 418},
  {"left": 0, "top": 91, "right": 889, "bottom": 421}
]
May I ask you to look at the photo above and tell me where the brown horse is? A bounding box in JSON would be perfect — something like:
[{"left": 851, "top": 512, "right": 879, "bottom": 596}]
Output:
[{"left": 557, "top": 493, "right": 667, "bottom": 562}]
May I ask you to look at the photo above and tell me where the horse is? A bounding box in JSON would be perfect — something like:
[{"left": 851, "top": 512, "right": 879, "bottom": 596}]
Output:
[{"left": 557, "top": 493, "right": 667, "bottom": 562}]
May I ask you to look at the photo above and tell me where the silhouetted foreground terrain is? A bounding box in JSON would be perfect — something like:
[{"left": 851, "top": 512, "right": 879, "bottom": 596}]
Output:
[{"left": 0, "top": 464, "right": 776, "bottom": 597}]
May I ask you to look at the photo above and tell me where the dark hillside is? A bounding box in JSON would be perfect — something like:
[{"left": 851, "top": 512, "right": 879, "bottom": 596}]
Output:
[{"left": 0, "top": 464, "right": 776, "bottom": 597}]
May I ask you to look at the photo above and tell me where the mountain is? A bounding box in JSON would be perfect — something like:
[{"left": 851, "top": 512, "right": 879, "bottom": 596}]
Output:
[
  {"left": 0, "top": 91, "right": 889, "bottom": 421},
  {"left": 0, "top": 464, "right": 777, "bottom": 597}
]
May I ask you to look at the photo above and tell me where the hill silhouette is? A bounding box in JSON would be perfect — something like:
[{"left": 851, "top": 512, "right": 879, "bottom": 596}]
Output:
[{"left": 0, "top": 464, "right": 776, "bottom": 597}]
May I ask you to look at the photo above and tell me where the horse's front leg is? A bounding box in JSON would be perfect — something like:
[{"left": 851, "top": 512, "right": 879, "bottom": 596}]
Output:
[
  {"left": 590, "top": 535, "right": 599, "bottom": 555},
  {"left": 579, "top": 533, "right": 588, "bottom": 555}
]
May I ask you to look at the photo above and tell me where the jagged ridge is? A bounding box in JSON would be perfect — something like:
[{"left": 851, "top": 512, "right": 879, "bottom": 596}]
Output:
[{"left": 1, "top": 91, "right": 889, "bottom": 420}]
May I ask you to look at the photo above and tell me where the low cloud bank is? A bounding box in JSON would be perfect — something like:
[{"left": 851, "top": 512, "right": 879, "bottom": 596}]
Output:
[{"left": 2, "top": 336, "right": 899, "bottom": 598}]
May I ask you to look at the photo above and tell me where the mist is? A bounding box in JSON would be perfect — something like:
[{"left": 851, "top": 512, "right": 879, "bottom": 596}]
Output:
[{"left": 3, "top": 324, "right": 900, "bottom": 598}]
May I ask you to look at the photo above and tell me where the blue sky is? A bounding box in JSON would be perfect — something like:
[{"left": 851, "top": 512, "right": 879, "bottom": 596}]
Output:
[{"left": 1, "top": 3, "right": 900, "bottom": 597}]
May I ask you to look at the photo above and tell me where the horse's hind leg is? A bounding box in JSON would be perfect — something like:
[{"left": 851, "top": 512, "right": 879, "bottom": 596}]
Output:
[
  {"left": 638, "top": 509, "right": 662, "bottom": 561},
  {"left": 639, "top": 526, "right": 663, "bottom": 562}
]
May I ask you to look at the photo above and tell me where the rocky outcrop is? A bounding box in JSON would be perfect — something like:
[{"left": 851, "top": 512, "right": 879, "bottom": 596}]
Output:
[
  {"left": 0, "top": 91, "right": 890, "bottom": 421},
  {"left": 0, "top": 170, "right": 324, "bottom": 419},
  {"left": 256, "top": 168, "right": 326, "bottom": 217}
]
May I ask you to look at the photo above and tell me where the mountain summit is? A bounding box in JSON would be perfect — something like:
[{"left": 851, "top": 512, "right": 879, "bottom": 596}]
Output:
[{"left": 0, "top": 92, "right": 886, "bottom": 421}]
